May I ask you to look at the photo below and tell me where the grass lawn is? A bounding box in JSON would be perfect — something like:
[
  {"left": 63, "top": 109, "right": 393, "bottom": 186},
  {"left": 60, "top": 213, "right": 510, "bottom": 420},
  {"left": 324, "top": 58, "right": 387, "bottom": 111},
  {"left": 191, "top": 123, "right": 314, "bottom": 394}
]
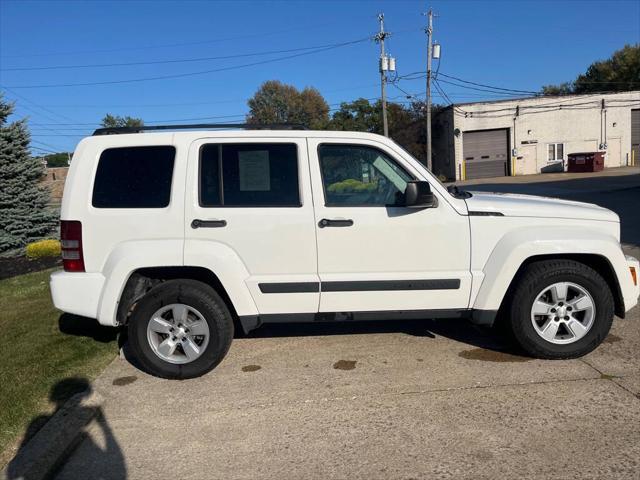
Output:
[{"left": 0, "top": 268, "right": 118, "bottom": 465}]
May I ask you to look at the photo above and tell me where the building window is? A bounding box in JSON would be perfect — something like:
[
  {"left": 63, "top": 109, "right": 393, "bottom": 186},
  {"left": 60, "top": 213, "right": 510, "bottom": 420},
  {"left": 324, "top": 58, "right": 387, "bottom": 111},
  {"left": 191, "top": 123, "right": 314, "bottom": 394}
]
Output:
[{"left": 547, "top": 143, "right": 564, "bottom": 162}]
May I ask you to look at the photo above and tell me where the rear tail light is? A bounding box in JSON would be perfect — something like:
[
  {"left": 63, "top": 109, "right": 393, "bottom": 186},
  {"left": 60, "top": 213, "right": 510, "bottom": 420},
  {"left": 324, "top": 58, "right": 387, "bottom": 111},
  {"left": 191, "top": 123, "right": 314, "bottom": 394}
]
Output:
[
  {"left": 631, "top": 267, "right": 637, "bottom": 287},
  {"left": 60, "top": 220, "right": 85, "bottom": 272}
]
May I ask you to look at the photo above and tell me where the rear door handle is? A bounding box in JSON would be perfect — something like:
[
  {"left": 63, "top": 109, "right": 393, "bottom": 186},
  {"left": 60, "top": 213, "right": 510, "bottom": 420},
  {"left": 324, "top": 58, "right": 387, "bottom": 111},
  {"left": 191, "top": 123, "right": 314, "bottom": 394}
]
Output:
[
  {"left": 191, "top": 219, "right": 227, "bottom": 229},
  {"left": 318, "top": 218, "right": 354, "bottom": 228}
]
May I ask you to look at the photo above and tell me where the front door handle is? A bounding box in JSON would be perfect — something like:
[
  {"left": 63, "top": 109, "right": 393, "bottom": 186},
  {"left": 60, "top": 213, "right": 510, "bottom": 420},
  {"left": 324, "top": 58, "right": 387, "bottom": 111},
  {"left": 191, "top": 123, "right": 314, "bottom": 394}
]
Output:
[
  {"left": 318, "top": 218, "right": 354, "bottom": 228},
  {"left": 191, "top": 219, "right": 227, "bottom": 229}
]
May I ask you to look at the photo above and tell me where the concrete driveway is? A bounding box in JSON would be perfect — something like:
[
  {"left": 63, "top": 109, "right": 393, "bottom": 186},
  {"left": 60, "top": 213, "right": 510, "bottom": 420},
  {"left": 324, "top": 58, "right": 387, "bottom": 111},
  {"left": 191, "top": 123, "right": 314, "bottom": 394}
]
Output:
[{"left": 56, "top": 169, "right": 640, "bottom": 480}]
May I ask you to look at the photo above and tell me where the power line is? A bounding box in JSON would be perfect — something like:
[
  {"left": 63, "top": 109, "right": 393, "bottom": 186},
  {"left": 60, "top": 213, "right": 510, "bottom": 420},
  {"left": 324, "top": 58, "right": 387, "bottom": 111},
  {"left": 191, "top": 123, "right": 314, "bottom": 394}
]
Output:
[
  {"left": 453, "top": 92, "right": 637, "bottom": 114},
  {"left": 0, "top": 21, "right": 363, "bottom": 58},
  {"left": 433, "top": 79, "right": 453, "bottom": 105},
  {"left": 433, "top": 79, "right": 470, "bottom": 115},
  {"left": 30, "top": 145, "right": 58, "bottom": 155},
  {"left": 2, "top": 37, "right": 372, "bottom": 89},
  {"left": 30, "top": 139, "right": 69, "bottom": 151},
  {"left": 434, "top": 78, "right": 534, "bottom": 97},
  {"left": 437, "top": 72, "right": 539, "bottom": 94},
  {"left": 396, "top": 71, "right": 540, "bottom": 97},
  {"left": 26, "top": 93, "right": 427, "bottom": 136},
  {"left": 4, "top": 87, "right": 80, "bottom": 123},
  {"left": 11, "top": 102, "right": 81, "bottom": 138},
  {"left": 454, "top": 100, "right": 640, "bottom": 118},
  {"left": 9, "top": 82, "right": 383, "bottom": 109},
  {"left": 1, "top": 39, "right": 376, "bottom": 72},
  {"left": 27, "top": 93, "right": 418, "bottom": 128},
  {"left": 11, "top": 102, "right": 62, "bottom": 124},
  {"left": 390, "top": 81, "right": 422, "bottom": 100}
]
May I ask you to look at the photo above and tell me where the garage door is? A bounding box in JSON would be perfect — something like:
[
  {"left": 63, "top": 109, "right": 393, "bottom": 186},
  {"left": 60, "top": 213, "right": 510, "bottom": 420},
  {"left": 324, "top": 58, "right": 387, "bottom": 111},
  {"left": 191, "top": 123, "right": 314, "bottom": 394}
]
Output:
[
  {"left": 463, "top": 129, "right": 509, "bottom": 179},
  {"left": 632, "top": 109, "right": 640, "bottom": 166}
]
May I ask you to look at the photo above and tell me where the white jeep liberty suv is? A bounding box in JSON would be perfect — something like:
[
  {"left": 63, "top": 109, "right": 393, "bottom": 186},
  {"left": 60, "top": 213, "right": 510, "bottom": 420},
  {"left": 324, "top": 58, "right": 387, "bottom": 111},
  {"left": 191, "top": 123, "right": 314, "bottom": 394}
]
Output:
[{"left": 50, "top": 125, "right": 640, "bottom": 379}]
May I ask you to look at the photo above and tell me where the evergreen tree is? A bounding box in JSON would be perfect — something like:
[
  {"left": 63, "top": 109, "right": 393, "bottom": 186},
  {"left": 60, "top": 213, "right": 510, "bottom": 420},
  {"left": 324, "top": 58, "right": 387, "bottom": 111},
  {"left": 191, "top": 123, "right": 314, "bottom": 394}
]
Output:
[{"left": 0, "top": 94, "right": 57, "bottom": 253}]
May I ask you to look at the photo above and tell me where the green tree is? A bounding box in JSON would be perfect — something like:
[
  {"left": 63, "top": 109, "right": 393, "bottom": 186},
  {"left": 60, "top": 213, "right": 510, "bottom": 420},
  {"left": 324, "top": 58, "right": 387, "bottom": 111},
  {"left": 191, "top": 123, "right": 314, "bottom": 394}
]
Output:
[
  {"left": 328, "top": 97, "right": 443, "bottom": 166},
  {"left": 43, "top": 152, "right": 71, "bottom": 167},
  {"left": 543, "top": 44, "right": 640, "bottom": 95},
  {"left": 101, "top": 113, "right": 144, "bottom": 128},
  {"left": 541, "top": 82, "right": 573, "bottom": 96},
  {"left": 0, "top": 94, "right": 57, "bottom": 253},
  {"left": 246, "top": 80, "right": 329, "bottom": 129},
  {"left": 327, "top": 98, "right": 380, "bottom": 132}
]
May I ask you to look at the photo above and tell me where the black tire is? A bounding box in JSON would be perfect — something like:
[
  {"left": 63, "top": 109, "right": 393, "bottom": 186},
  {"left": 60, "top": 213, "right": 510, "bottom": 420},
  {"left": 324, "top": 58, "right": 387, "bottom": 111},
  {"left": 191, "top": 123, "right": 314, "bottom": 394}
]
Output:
[
  {"left": 505, "top": 259, "right": 614, "bottom": 359},
  {"left": 128, "top": 279, "right": 234, "bottom": 379}
]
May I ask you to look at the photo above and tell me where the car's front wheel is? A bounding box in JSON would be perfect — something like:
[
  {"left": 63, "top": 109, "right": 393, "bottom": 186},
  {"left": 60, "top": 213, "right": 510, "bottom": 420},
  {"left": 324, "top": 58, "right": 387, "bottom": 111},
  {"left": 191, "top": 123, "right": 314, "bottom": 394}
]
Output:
[
  {"left": 128, "top": 279, "right": 234, "bottom": 379},
  {"left": 506, "top": 259, "right": 614, "bottom": 359}
]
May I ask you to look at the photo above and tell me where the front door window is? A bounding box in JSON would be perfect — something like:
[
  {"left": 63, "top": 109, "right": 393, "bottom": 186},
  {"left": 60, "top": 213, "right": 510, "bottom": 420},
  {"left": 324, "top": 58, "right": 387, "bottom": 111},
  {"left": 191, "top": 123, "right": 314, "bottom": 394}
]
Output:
[{"left": 318, "top": 144, "right": 412, "bottom": 207}]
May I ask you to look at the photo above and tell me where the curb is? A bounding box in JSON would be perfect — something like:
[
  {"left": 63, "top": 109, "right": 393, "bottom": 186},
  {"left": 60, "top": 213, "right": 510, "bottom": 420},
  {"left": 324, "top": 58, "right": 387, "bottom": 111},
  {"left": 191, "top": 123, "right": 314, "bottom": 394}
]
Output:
[{"left": 1, "top": 390, "right": 103, "bottom": 480}]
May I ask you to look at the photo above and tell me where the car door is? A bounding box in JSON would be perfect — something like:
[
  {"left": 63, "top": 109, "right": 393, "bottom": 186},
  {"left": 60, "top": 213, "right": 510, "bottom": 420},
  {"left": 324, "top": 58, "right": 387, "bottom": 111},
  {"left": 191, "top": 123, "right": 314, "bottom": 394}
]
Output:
[
  {"left": 184, "top": 137, "right": 319, "bottom": 316},
  {"left": 307, "top": 138, "right": 471, "bottom": 314}
]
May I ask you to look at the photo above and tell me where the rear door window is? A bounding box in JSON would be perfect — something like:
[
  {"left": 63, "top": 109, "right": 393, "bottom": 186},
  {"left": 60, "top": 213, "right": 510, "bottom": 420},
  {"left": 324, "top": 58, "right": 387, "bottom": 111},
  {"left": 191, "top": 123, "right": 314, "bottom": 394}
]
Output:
[
  {"left": 199, "top": 143, "right": 300, "bottom": 207},
  {"left": 92, "top": 146, "right": 175, "bottom": 208}
]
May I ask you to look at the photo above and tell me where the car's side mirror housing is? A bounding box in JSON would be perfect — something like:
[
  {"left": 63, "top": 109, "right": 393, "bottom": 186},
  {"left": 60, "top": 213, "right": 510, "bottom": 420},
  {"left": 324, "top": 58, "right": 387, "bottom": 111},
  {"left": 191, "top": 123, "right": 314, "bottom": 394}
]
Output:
[{"left": 404, "top": 181, "right": 438, "bottom": 208}]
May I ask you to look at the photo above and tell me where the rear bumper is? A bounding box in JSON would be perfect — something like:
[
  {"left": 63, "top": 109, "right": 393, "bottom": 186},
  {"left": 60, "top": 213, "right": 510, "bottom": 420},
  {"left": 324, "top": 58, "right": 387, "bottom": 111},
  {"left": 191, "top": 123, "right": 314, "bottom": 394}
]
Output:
[
  {"left": 50, "top": 270, "right": 105, "bottom": 320},
  {"left": 623, "top": 255, "right": 640, "bottom": 313}
]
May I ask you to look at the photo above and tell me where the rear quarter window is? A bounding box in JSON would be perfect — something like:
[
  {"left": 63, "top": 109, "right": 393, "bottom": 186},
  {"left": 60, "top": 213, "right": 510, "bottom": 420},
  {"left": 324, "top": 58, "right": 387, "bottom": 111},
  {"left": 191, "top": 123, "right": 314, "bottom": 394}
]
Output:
[{"left": 92, "top": 146, "right": 176, "bottom": 208}]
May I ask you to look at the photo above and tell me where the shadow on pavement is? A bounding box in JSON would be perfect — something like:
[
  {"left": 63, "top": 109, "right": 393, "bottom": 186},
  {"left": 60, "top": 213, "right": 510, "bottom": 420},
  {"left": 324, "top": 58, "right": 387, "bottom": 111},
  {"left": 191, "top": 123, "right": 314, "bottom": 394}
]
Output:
[
  {"left": 7, "top": 378, "right": 126, "bottom": 480},
  {"left": 244, "top": 317, "right": 518, "bottom": 355}
]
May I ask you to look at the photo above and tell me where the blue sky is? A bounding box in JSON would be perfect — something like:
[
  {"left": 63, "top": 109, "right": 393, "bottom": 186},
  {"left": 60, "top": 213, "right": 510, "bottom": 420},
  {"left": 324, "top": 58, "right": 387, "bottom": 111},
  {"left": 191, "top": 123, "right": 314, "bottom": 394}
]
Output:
[{"left": 1, "top": 0, "right": 638, "bottom": 153}]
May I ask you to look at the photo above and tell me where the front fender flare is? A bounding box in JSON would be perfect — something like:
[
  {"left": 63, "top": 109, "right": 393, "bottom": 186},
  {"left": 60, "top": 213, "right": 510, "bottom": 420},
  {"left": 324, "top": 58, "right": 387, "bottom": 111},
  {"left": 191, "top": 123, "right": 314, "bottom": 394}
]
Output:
[{"left": 472, "top": 227, "right": 627, "bottom": 312}]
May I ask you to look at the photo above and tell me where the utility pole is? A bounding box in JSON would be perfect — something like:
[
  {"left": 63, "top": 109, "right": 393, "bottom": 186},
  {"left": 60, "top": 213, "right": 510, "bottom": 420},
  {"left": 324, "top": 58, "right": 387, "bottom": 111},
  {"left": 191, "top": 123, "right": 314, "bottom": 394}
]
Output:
[
  {"left": 425, "top": 7, "right": 434, "bottom": 170},
  {"left": 375, "top": 13, "right": 390, "bottom": 137}
]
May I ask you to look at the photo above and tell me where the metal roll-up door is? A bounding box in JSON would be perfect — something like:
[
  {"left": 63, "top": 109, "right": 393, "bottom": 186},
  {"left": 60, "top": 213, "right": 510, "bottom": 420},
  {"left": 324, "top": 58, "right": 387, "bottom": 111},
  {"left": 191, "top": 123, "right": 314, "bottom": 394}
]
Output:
[
  {"left": 463, "top": 129, "right": 509, "bottom": 179},
  {"left": 632, "top": 109, "right": 640, "bottom": 166}
]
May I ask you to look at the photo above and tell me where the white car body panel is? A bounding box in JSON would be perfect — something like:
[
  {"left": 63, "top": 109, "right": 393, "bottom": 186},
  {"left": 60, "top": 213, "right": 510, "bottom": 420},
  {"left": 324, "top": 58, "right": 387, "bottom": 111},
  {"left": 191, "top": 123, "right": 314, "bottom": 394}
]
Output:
[
  {"left": 49, "top": 130, "right": 639, "bottom": 329},
  {"left": 97, "top": 239, "right": 184, "bottom": 325},
  {"left": 184, "top": 137, "right": 319, "bottom": 316},
  {"left": 306, "top": 137, "right": 472, "bottom": 312},
  {"left": 471, "top": 227, "right": 634, "bottom": 311},
  {"left": 50, "top": 271, "right": 104, "bottom": 319},
  {"left": 466, "top": 191, "right": 620, "bottom": 223}
]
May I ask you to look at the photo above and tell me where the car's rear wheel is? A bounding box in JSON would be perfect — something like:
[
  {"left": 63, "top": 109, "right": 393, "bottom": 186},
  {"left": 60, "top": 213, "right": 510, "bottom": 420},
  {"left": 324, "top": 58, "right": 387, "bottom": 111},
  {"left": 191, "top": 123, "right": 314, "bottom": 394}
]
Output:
[
  {"left": 128, "top": 279, "right": 234, "bottom": 379},
  {"left": 506, "top": 259, "right": 614, "bottom": 359}
]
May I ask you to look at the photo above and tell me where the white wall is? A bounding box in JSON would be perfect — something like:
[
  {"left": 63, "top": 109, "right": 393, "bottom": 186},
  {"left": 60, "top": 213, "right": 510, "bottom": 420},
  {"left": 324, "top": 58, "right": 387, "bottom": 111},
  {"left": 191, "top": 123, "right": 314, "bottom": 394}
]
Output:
[{"left": 448, "top": 91, "right": 640, "bottom": 179}]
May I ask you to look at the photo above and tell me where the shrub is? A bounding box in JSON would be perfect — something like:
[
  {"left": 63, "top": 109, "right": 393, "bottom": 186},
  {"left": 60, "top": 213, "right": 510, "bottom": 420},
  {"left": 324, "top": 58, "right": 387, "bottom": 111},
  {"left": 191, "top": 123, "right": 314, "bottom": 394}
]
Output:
[
  {"left": 25, "top": 239, "right": 61, "bottom": 259},
  {"left": 327, "top": 178, "right": 378, "bottom": 194}
]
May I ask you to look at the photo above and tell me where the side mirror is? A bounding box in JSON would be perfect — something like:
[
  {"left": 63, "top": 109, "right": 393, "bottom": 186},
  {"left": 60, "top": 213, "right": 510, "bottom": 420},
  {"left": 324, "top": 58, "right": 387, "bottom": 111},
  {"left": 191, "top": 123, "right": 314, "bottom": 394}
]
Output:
[{"left": 404, "top": 181, "right": 437, "bottom": 208}]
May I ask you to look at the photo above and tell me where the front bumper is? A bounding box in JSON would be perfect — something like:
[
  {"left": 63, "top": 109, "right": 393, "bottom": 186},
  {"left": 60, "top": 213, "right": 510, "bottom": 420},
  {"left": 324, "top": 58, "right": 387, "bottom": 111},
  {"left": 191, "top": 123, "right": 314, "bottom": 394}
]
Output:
[{"left": 50, "top": 270, "right": 105, "bottom": 319}]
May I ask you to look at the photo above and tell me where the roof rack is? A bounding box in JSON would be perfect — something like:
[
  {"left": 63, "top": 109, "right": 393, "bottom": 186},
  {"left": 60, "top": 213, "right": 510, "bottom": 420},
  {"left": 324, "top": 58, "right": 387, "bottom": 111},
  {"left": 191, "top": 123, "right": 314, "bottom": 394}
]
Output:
[{"left": 92, "top": 123, "right": 308, "bottom": 136}]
